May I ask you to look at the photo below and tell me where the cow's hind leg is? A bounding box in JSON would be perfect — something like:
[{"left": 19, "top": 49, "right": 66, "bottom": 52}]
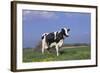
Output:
[
  {"left": 42, "top": 47, "right": 44, "bottom": 54},
  {"left": 42, "top": 40, "right": 45, "bottom": 54},
  {"left": 42, "top": 41, "right": 48, "bottom": 54}
]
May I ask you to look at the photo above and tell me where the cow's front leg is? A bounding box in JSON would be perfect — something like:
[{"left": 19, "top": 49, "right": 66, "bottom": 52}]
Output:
[{"left": 56, "top": 45, "right": 59, "bottom": 56}]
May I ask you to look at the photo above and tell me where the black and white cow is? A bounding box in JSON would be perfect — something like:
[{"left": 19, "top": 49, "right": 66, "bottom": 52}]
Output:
[{"left": 41, "top": 28, "right": 70, "bottom": 56}]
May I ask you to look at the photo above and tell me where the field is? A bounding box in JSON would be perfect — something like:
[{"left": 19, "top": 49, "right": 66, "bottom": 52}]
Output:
[{"left": 23, "top": 46, "right": 91, "bottom": 62}]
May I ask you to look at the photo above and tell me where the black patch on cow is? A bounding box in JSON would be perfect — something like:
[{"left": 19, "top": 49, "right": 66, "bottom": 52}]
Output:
[
  {"left": 55, "top": 31, "right": 64, "bottom": 42},
  {"left": 61, "top": 28, "right": 66, "bottom": 36},
  {"left": 46, "top": 32, "right": 55, "bottom": 46},
  {"left": 45, "top": 31, "right": 64, "bottom": 46}
]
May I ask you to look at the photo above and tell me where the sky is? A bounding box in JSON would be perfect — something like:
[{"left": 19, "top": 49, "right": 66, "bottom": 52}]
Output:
[{"left": 22, "top": 10, "right": 91, "bottom": 48}]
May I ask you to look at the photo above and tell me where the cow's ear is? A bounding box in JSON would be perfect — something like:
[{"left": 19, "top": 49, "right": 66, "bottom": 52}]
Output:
[
  {"left": 67, "top": 29, "right": 70, "bottom": 32},
  {"left": 61, "top": 28, "right": 65, "bottom": 34},
  {"left": 61, "top": 28, "right": 64, "bottom": 32}
]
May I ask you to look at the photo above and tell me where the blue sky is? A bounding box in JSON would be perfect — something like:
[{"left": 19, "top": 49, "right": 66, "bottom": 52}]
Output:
[{"left": 22, "top": 10, "right": 91, "bottom": 48}]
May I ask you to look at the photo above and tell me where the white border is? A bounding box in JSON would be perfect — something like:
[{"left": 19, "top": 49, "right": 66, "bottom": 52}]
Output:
[{"left": 17, "top": 3, "right": 96, "bottom": 69}]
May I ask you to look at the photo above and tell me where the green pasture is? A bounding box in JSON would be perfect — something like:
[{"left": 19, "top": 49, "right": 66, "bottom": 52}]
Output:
[{"left": 23, "top": 46, "right": 91, "bottom": 62}]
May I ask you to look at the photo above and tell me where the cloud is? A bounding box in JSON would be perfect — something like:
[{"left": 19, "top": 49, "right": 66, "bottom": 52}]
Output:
[
  {"left": 23, "top": 10, "right": 58, "bottom": 20},
  {"left": 64, "top": 12, "right": 78, "bottom": 18},
  {"left": 39, "top": 11, "right": 57, "bottom": 19},
  {"left": 23, "top": 10, "right": 31, "bottom": 15},
  {"left": 64, "top": 12, "right": 90, "bottom": 18}
]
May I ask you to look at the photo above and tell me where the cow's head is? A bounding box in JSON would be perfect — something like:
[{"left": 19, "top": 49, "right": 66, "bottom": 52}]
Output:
[{"left": 61, "top": 28, "right": 70, "bottom": 37}]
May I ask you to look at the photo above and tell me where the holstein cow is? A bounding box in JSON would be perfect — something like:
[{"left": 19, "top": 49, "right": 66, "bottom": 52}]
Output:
[{"left": 41, "top": 28, "right": 70, "bottom": 56}]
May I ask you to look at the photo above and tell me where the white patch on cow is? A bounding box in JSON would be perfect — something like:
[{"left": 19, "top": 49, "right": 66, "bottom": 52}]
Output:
[
  {"left": 54, "top": 32, "right": 57, "bottom": 40},
  {"left": 49, "top": 39, "right": 63, "bottom": 48},
  {"left": 50, "top": 42, "right": 56, "bottom": 47},
  {"left": 64, "top": 28, "right": 69, "bottom": 36},
  {"left": 57, "top": 39, "right": 64, "bottom": 48}
]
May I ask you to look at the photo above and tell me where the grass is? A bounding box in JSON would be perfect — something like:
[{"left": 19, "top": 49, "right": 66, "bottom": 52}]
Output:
[{"left": 23, "top": 46, "right": 91, "bottom": 62}]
